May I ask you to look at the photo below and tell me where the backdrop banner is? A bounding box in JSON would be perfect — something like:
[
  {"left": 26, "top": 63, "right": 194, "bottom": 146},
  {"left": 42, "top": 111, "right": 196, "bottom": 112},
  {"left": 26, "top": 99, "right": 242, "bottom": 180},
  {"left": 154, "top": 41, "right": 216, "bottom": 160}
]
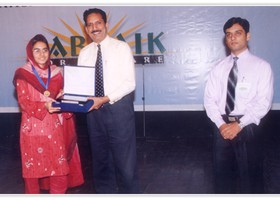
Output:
[{"left": 1, "top": 6, "right": 280, "bottom": 112}]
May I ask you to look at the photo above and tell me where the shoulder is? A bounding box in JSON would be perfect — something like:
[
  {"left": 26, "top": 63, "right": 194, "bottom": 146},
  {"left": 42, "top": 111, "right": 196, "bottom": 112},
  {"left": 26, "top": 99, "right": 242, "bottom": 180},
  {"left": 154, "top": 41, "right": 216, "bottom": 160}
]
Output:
[
  {"left": 108, "top": 37, "right": 130, "bottom": 49},
  {"left": 50, "top": 65, "right": 62, "bottom": 76},
  {"left": 205, "top": 56, "right": 231, "bottom": 82},
  {"left": 15, "top": 62, "right": 32, "bottom": 74},
  {"left": 247, "top": 52, "right": 270, "bottom": 65},
  {"left": 211, "top": 56, "right": 230, "bottom": 72},
  {"left": 79, "top": 42, "right": 95, "bottom": 55},
  {"left": 21, "top": 62, "right": 32, "bottom": 70},
  {"left": 50, "top": 64, "right": 58, "bottom": 70},
  {"left": 248, "top": 53, "right": 272, "bottom": 73}
]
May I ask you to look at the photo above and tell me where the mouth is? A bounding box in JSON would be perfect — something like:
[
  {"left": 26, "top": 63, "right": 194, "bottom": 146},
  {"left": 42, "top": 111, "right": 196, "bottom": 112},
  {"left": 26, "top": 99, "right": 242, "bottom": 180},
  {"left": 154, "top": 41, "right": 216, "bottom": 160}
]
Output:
[
  {"left": 37, "top": 57, "right": 47, "bottom": 61},
  {"left": 230, "top": 42, "right": 238, "bottom": 46},
  {"left": 91, "top": 30, "right": 101, "bottom": 35}
]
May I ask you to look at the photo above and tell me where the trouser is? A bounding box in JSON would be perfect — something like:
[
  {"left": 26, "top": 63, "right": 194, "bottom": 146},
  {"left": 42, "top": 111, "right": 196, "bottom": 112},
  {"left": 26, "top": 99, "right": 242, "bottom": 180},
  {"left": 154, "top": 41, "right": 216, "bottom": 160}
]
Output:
[
  {"left": 24, "top": 175, "right": 68, "bottom": 194},
  {"left": 213, "top": 123, "right": 264, "bottom": 194},
  {"left": 86, "top": 93, "right": 139, "bottom": 194}
]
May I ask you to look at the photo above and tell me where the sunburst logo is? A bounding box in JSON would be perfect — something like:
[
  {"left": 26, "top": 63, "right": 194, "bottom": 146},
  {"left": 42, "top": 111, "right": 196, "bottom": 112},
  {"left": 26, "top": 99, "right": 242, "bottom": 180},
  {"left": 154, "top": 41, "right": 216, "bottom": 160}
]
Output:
[{"left": 45, "top": 13, "right": 166, "bottom": 66}]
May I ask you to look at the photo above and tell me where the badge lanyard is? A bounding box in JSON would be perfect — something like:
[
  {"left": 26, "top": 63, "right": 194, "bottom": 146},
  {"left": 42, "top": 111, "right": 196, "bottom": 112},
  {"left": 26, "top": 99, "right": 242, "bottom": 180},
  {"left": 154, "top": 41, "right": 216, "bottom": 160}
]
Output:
[{"left": 31, "top": 65, "right": 51, "bottom": 97}]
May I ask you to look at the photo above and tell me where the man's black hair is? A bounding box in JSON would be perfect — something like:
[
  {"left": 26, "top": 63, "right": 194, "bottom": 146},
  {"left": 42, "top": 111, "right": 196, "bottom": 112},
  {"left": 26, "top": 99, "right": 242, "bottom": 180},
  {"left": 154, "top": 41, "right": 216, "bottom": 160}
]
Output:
[
  {"left": 83, "top": 8, "right": 107, "bottom": 25},
  {"left": 223, "top": 17, "right": 250, "bottom": 34}
]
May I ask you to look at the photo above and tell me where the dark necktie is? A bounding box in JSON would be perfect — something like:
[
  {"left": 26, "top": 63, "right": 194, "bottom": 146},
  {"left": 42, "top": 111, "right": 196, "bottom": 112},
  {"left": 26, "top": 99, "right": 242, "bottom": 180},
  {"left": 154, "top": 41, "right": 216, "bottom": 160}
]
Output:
[
  {"left": 225, "top": 57, "right": 238, "bottom": 115},
  {"left": 95, "top": 44, "right": 104, "bottom": 97}
]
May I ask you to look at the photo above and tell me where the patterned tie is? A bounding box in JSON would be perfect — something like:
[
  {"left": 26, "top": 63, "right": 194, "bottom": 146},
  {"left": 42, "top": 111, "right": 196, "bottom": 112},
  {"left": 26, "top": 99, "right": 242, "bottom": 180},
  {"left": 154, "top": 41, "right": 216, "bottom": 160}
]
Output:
[
  {"left": 95, "top": 44, "right": 104, "bottom": 97},
  {"left": 225, "top": 57, "right": 238, "bottom": 115}
]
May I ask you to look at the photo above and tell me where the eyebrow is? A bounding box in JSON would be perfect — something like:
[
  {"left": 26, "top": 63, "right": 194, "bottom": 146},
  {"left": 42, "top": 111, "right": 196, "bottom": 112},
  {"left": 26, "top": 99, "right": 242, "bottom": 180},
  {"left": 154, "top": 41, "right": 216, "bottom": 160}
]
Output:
[
  {"left": 226, "top": 29, "right": 244, "bottom": 34},
  {"left": 33, "top": 47, "right": 48, "bottom": 50}
]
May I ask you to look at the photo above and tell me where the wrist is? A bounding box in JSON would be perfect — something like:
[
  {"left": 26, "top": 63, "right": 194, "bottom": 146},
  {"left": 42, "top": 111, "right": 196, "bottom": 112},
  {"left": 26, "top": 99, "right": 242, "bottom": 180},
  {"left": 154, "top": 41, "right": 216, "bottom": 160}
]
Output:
[
  {"left": 44, "top": 102, "right": 48, "bottom": 109},
  {"left": 238, "top": 121, "right": 245, "bottom": 129},
  {"left": 102, "top": 96, "right": 110, "bottom": 104}
]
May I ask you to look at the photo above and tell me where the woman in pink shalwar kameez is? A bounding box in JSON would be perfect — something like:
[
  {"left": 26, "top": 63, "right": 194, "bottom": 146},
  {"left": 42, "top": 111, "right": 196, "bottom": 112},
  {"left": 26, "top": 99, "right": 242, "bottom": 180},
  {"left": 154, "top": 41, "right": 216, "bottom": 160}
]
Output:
[{"left": 13, "top": 34, "right": 84, "bottom": 194}]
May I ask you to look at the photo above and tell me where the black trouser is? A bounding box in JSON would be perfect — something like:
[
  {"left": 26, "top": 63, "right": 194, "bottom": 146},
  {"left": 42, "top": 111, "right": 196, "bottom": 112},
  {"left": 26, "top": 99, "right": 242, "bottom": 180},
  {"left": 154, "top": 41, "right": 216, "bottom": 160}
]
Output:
[
  {"left": 213, "top": 122, "right": 264, "bottom": 194},
  {"left": 86, "top": 93, "right": 140, "bottom": 194}
]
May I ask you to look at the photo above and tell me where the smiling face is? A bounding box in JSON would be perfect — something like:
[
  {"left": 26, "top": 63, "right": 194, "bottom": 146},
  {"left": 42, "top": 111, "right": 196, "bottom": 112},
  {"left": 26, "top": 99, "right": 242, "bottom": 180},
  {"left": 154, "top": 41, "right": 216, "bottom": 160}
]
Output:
[
  {"left": 85, "top": 13, "right": 108, "bottom": 44},
  {"left": 32, "top": 41, "right": 49, "bottom": 69},
  {"left": 225, "top": 23, "right": 250, "bottom": 56}
]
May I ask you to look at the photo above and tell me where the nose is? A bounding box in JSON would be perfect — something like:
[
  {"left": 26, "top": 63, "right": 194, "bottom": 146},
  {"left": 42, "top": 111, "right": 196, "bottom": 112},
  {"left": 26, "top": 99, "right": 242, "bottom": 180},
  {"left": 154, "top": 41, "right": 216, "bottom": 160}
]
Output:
[
  {"left": 89, "top": 23, "right": 95, "bottom": 29},
  {"left": 231, "top": 34, "right": 237, "bottom": 40},
  {"left": 227, "top": 34, "right": 236, "bottom": 41},
  {"left": 38, "top": 51, "right": 44, "bottom": 55},
  {"left": 89, "top": 23, "right": 98, "bottom": 30}
]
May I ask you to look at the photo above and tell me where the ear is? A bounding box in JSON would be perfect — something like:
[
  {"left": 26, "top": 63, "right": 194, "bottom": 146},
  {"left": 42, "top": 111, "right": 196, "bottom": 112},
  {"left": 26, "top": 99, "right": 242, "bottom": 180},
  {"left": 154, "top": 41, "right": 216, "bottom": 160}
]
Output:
[
  {"left": 85, "top": 26, "right": 90, "bottom": 35},
  {"left": 246, "top": 32, "right": 251, "bottom": 41}
]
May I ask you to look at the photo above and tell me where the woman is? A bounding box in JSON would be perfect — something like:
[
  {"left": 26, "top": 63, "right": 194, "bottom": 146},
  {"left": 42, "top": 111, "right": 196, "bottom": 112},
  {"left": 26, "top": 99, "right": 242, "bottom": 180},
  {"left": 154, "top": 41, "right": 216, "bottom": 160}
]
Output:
[{"left": 13, "top": 34, "right": 84, "bottom": 194}]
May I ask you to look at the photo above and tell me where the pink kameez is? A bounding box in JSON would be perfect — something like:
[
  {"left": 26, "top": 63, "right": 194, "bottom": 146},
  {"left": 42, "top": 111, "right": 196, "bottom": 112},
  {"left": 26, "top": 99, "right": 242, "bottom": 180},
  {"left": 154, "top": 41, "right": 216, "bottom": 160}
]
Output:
[{"left": 13, "top": 44, "right": 84, "bottom": 189}]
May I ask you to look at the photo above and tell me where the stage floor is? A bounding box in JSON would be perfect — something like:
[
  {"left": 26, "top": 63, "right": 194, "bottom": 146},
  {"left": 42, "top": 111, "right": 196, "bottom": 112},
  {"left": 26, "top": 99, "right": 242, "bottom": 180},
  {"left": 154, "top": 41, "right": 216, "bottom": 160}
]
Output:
[{"left": 0, "top": 111, "right": 279, "bottom": 194}]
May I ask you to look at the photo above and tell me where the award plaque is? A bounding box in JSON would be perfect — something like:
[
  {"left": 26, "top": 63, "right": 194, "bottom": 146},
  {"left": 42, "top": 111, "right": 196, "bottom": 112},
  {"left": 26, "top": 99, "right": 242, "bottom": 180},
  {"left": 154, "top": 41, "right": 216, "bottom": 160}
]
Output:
[
  {"left": 52, "top": 99, "right": 94, "bottom": 113},
  {"left": 52, "top": 65, "right": 95, "bottom": 113}
]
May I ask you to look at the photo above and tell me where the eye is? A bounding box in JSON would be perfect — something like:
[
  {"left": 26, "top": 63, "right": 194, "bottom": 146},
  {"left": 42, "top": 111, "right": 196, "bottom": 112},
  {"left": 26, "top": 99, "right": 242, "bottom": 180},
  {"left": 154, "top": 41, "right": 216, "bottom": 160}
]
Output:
[
  {"left": 235, "top": 31, "right": 242, "bottom": 36},
  {"left": 42, "top": 48, "right": 49, "bottom": 53},
  {"left": 226, "top": 33, "right": 232, "bottom": 39},
  {"left": 86, "top": 23, "right": 92, "bottom": 27},
  {"left": 33, "top": 49, "right": 40, "bottom": 54},
  {"left": 32, "top": 48, "right": 49, "bottom": 54}
]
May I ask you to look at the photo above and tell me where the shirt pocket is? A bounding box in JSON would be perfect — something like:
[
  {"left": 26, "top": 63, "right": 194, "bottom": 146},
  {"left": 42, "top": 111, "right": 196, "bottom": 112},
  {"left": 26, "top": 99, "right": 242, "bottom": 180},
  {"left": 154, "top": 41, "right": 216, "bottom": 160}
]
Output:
[{"left": 236, "top": 82, "right": 252, "bottom": 99}]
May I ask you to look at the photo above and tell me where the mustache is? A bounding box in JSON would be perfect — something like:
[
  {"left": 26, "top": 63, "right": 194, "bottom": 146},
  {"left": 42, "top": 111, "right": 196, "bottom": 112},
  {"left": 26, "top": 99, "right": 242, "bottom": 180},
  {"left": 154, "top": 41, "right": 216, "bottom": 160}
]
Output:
[{"left": 91, "top": 30, "right": 101, "bottom": 34}]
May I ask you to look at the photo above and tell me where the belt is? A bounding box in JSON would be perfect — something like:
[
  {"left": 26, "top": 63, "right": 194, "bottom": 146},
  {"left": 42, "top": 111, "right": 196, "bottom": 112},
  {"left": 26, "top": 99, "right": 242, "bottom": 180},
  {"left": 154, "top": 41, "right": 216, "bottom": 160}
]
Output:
[{"left": 222, "top": 115, "right": 243, "bottom": 124}]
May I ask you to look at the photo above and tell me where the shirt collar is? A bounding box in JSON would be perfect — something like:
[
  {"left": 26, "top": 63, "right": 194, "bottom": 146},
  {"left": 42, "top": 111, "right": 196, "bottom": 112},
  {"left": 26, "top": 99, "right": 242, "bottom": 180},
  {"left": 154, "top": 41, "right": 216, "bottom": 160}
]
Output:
[
  {"left": 231, "top": 48, "right": 249, "bottom": 60},
  {"left": 94, "top": 35, "right": 109, "bottom": 48}
]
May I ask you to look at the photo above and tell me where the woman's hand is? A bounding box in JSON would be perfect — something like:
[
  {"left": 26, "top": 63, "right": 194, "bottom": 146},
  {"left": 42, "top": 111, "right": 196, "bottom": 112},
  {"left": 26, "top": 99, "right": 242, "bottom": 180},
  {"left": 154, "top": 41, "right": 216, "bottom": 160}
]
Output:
[
  {"left": 56, "top": 89, "right": 64, "bottom": 99},
  {"left": 45, "top": 100, "right": 61, "bottom": 113}
]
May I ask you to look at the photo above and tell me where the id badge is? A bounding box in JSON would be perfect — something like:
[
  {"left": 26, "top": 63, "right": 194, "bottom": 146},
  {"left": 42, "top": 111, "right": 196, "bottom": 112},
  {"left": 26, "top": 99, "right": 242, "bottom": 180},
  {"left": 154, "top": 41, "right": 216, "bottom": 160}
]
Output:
[{"left": 237, "top": 82, "right": 251, "bottom": 94}]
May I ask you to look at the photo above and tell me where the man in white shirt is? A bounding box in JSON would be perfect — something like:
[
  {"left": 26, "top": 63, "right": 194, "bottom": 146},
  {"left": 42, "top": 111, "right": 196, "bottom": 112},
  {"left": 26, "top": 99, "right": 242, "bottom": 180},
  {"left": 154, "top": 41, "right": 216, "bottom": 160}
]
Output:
[
  {"left": 78, "top": 8, "right": 139, "bottom": 194},
  {"left": 204, "top": 17, "right": 274, "bottom": 193}
]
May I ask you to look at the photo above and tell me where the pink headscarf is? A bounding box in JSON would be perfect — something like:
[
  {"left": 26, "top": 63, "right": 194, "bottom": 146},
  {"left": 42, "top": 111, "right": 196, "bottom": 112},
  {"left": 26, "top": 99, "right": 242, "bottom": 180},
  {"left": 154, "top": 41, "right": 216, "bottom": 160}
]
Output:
[
  {"left": 26, "top": 34, "right": 51, "bottom": 70},
  {"left": 13, "top": 34, "right": 62, "bottom": 99}
]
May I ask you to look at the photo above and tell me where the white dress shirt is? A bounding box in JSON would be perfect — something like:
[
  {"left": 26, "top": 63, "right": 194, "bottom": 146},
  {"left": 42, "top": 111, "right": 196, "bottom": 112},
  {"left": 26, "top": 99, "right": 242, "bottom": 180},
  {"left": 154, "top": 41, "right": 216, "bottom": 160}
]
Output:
[
  {"left": 78, "top": 35, "right": 136, "bottom": 104},
  {"left": 204, "top": 49, "right": 274, "bottom": 128}
]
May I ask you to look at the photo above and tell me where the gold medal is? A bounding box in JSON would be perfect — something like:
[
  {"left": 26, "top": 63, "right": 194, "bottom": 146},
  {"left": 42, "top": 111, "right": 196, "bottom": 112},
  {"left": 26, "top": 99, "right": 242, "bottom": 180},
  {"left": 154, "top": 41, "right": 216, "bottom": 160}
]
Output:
[{"left": 44, "top": 90, "right": 50, "bottom": 97}]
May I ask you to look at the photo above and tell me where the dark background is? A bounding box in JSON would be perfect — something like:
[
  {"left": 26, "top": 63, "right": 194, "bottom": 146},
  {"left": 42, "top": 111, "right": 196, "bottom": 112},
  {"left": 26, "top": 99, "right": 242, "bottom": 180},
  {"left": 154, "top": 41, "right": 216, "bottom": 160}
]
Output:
[{"left": 0, "top": 110, "right": 279, "bottom": 194}]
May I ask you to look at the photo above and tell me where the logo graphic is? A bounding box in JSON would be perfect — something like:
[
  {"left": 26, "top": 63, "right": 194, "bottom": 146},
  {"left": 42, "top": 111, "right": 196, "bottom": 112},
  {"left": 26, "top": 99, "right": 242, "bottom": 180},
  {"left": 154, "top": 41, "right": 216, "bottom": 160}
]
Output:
[{"left": 45, "top": 14, "right": 166, "bottom": 66}]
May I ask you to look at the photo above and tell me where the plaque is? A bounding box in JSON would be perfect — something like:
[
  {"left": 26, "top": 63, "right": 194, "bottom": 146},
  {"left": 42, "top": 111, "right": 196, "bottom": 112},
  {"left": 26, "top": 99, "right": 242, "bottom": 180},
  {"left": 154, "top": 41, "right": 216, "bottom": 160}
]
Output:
[{"left": 53, "top": 65, "right": 95, "bottom": 112}]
